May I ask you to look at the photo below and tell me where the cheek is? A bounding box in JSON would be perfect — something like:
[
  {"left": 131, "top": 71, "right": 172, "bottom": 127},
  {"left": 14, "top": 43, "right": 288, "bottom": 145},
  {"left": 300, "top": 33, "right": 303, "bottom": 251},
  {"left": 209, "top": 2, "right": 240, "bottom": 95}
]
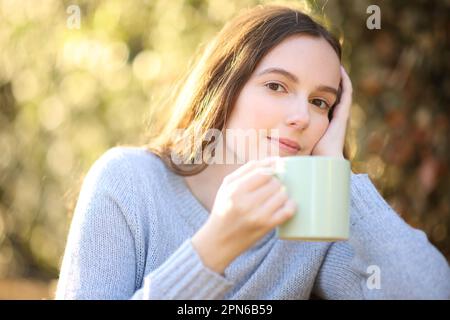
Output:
[
  {"left": 302, "top": 117, "right": 329, "bottom": 155},
  {"left": 227, "top": 87, "right": 282, "bottom": 130}
]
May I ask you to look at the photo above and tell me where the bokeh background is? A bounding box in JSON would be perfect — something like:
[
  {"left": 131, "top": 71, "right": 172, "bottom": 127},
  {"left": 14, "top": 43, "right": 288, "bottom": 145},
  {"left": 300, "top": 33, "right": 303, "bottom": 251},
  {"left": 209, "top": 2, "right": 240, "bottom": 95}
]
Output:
[{"left": 0, "top": 0, "right": 449, "bottom": 299}]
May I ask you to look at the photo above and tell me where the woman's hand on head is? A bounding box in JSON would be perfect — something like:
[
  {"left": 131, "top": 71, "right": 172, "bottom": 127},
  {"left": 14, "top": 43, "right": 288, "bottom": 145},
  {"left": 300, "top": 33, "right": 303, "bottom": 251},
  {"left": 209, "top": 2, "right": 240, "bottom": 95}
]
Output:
[
  {"left": 191, "top": 157, "right": 296, "bottom": 274},
  {"left": 311, "top": 66, "right": 353, "bottom": 159}
]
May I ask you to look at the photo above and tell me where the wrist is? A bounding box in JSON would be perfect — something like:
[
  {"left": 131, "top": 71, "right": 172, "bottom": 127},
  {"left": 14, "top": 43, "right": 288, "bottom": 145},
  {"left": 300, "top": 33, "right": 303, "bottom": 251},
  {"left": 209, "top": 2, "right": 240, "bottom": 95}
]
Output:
[{"left": 191, "top": 223, "right": 238, "bottom": 275}]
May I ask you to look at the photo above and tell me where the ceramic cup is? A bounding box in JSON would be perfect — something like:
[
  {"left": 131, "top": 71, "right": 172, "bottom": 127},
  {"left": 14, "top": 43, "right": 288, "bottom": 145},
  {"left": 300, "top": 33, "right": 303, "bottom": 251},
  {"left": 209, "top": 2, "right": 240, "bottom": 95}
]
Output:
[{"left": 274, "top": 156, "right": 351, "bottom": 241}]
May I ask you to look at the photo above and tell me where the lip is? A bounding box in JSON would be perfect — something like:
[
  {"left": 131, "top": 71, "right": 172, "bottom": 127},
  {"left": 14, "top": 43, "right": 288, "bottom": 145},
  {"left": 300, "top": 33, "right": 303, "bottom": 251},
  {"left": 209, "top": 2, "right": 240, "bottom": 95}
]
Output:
[{"left": 267, "top": 136, "right": 301, "bottom": 155}]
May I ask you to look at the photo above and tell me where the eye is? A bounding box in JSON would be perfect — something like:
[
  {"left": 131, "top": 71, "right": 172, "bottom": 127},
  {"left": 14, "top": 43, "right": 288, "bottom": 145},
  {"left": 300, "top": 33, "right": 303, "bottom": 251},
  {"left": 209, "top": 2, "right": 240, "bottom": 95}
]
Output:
[
  {"left": 264, "top": 82, "right": 287, "bottom": 93},
  {"left": 310, "top": 98, "right": 330, "bottom": 110}
]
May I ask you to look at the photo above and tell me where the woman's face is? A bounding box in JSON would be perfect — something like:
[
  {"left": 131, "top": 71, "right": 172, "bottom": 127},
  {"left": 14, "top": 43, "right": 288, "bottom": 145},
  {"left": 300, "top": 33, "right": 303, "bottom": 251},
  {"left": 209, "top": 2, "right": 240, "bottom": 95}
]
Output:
[{"left": 224, "top": 34, "right": 341, "bottom": 161}]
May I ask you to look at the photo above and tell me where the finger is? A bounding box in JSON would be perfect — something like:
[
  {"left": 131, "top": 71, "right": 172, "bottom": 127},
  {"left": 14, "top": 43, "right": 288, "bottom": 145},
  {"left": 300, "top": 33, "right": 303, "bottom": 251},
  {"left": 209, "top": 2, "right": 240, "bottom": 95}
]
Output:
[
  {"left": 338, "top": 66, "right": 353, "bottom": 108},
  {"left": 340, "top": 66, "right": 353, "bottom": 91},
  {"left": 270, "top": 199, "right": 297, "bottom": 226},
  {"left": 248, "top": 177, "right": 284, "bottom": 203},
  {"left": 256, "top": 183, "right": 289, "bottom": 216},
  {"left": 225, "top": 157, "right": 279, "bottom": 183},
  {"left": 331, "top": 66, "right": 352, "bottom": 120},
  {"left": 231, "top": 166, "right": 277, "bottom": 192}
]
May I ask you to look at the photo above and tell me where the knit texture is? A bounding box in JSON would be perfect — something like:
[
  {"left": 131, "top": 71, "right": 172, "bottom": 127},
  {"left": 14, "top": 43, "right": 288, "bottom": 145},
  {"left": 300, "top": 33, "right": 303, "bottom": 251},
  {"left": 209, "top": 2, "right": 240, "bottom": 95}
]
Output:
[{"left": 55, "top": 146, "right": 450, "bottom": 299}]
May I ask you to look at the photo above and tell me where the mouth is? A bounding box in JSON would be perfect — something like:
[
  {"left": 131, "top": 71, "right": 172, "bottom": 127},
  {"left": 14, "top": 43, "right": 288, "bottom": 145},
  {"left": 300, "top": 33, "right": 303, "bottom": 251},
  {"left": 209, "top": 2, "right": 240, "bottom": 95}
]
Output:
[{"left": 267, "top": 136, "right": 301, "bottom": 155}]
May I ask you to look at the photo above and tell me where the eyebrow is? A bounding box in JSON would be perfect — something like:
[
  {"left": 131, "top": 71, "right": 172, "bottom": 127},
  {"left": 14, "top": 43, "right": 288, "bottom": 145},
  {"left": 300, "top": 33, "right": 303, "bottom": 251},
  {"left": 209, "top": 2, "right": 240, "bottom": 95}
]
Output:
[{"left": 256, "top": 67, "right": 338, "bottom": 96}]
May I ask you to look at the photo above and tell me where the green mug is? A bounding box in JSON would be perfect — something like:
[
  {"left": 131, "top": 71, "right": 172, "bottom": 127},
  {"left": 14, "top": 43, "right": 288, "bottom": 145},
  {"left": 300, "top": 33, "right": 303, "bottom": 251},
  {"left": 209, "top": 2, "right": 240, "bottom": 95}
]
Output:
[{"left": 274, "top": 156, "right": 351, "bottom": 241}]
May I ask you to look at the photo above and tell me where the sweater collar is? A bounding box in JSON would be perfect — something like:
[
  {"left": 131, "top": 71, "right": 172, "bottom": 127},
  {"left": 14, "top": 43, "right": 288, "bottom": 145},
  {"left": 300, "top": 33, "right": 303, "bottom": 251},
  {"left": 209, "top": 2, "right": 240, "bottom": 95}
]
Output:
[{"left": 165, "top": 167, "right": 211, "bottom": 230}]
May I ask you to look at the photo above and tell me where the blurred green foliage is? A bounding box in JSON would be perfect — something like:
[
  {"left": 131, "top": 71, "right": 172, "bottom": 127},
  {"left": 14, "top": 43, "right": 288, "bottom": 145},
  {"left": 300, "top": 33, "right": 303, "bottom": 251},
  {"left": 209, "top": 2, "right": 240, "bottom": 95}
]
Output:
[{"left": 0, "top": 0, "right": 449, "bottom": 298}]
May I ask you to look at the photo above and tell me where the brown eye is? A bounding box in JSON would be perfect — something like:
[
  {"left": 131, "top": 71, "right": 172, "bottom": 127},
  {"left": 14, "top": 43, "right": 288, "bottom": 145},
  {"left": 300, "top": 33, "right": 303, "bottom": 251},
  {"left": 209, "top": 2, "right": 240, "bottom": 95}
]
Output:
[
  {"left": 310, "top": 98, "right": 330, "bottom": 110},
  {"left": 265, "top": 82, "right": 286, "bottom": 93}
]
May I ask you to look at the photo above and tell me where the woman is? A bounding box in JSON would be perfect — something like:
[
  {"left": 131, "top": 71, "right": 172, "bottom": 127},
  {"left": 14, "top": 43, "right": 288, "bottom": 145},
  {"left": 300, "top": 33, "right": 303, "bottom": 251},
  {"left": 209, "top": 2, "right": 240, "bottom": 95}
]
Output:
[{"left": 55, "top": 4, "right": 450, "bottom": 299}]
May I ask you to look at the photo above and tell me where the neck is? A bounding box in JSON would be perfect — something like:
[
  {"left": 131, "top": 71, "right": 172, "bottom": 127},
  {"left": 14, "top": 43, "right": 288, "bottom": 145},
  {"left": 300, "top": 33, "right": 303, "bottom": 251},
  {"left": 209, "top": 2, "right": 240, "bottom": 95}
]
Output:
[{"left": 183, "top": 162, "right": 241, "bottom": 213}]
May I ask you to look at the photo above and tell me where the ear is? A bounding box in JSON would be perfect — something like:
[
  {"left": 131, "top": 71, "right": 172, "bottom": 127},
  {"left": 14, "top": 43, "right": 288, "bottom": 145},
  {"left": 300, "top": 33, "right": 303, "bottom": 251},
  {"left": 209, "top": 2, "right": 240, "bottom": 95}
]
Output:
[{"left": 327, "top": 80, "right": 343, "bottom": 122}]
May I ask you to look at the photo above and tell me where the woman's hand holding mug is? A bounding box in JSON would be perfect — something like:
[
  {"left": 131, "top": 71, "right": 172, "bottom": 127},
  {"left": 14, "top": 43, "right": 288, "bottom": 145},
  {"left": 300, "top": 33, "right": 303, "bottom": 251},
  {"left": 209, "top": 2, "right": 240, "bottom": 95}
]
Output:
[{"left": 191, "top": 157, "right": 296, "bottom": 275}]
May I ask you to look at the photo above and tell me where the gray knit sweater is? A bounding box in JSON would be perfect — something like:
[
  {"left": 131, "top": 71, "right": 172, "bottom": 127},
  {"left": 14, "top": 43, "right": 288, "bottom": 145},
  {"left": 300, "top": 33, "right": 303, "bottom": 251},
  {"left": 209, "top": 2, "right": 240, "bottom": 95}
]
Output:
[{"left": 55, "top": 146, "right": 450, "bottom": 299}]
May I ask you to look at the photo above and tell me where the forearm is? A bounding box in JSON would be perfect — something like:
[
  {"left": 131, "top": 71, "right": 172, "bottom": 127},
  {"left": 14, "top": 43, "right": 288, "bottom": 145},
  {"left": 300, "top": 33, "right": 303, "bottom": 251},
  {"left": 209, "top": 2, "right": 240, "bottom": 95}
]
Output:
[
  {"left": 192, "top": 230, "right": 234, "bottom": 276},
  {"left": 131, "top": 238, "right": 234, "bottom": 300},
  {"left": 348, "top": 173, "right": 450, "bottom": 299},
  {"left": 191, "top": 219, "right": 246, "bottom": 276}
]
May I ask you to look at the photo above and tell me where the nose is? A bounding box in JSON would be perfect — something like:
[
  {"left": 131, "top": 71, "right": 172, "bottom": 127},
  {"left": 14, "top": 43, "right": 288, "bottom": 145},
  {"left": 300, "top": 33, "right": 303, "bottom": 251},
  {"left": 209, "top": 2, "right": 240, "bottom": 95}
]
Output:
[{"left": 285, "top": 97, "right": 310, "bottom": 130}]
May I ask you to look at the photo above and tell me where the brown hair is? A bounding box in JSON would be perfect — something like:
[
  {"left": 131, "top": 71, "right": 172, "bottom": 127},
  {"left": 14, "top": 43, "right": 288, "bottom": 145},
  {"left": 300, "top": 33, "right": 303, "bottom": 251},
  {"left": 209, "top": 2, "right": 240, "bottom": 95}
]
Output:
[{"left": 145, "top": 4, "right": 349, "bottom": 176}]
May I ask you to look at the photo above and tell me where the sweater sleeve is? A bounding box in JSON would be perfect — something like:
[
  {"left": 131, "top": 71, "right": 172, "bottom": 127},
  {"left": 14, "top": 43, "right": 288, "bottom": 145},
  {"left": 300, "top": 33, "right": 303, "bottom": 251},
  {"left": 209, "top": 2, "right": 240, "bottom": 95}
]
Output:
[
  {"left": 312, "top": 173, "right": 450, "bottom": 300},
  {"left": 55, "top": 148, "right": 233, "bottom": 300}
]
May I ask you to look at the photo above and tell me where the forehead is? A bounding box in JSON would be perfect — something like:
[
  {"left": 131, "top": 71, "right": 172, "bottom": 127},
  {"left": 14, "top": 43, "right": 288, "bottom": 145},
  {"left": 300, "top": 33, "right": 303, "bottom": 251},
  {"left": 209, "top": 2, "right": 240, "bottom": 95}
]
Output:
[{"left": 254, "top": 34, "right": 341, "bottom": 86}]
